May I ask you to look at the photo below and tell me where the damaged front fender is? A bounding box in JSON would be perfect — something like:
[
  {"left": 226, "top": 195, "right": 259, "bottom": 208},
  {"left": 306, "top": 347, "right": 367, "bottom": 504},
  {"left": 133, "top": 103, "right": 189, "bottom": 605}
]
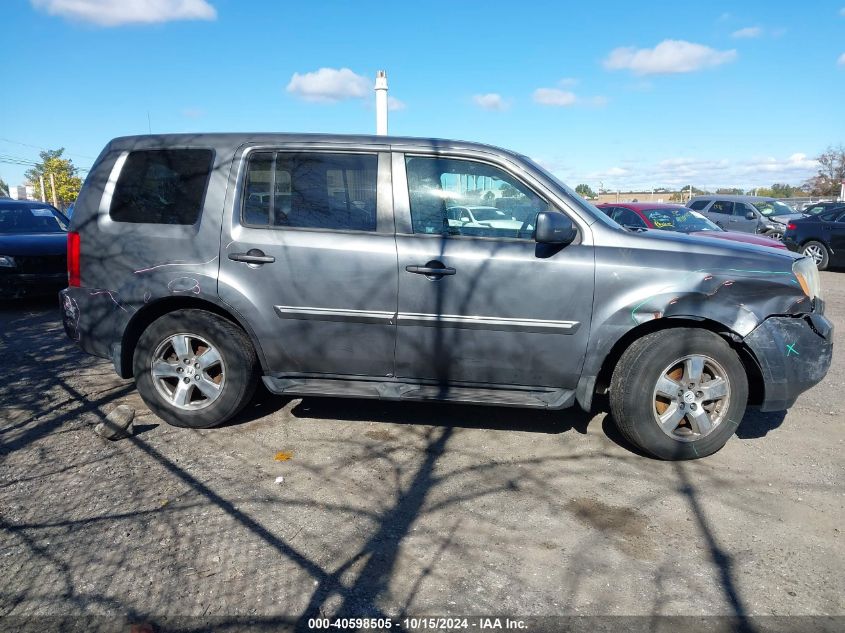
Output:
[{"left": 743, "top": 312, "right": 833, "bottom": 412}]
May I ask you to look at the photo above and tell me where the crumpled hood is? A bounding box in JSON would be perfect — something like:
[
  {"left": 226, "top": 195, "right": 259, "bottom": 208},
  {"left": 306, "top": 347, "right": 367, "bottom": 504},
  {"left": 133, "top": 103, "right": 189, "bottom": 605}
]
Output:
[{"left": 770, "top": 213, "right": 804, "bottom": 224}]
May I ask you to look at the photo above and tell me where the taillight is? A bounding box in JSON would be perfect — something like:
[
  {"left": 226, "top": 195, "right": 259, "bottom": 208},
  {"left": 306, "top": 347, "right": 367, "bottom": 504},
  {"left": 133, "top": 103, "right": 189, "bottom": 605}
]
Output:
[
  {"left": 786, "top": 223, "right": 797, "bottom": 231},
  {"left": 67, "top": 231, "right": 81, "bottom": 287}
]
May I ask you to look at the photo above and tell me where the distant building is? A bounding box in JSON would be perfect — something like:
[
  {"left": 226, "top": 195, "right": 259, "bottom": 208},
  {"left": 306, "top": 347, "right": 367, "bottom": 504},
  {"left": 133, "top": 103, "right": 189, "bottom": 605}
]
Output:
[{"left": 7, "top": 185, "right": 35, "bottom": 200}]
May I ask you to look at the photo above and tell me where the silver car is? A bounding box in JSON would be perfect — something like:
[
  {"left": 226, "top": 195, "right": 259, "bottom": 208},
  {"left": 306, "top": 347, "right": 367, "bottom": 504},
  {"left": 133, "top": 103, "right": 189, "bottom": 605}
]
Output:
[
  {"left": 687, "top": 194, "right": 804, "bottom": 240},
  {"left": 60, "top": 134, "right": 833, "bottom": 460}
]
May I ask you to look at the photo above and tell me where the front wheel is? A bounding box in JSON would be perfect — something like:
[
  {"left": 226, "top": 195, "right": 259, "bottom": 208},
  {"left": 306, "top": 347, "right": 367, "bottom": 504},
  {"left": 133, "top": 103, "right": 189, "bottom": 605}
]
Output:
[
  {"left": 133, "top": 309, "right": 258, "bottom": 428},
  {"left": 610, "top": 328, "right": 748, "bottom": 460},
  {"left": 801, "top": 240, "right": 829, "bottom": 271},
  {"left": 764, "top": 229, "right": 783, "bottom": 241}
]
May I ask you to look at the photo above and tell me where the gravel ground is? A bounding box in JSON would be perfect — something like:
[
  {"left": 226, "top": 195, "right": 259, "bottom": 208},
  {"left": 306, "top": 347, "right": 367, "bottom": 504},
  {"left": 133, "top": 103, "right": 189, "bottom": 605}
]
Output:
[{"left": 1, "top": 273, "right": 843, "bottom": 627}]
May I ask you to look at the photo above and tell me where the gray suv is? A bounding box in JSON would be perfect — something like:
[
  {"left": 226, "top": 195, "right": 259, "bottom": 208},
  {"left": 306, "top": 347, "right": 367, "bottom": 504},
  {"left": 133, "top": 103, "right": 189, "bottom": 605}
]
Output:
[
  {"left": 687, "top": 195, "right": 803, "bottom": 240},
  {"left": 60, "top": 134, "right": 833, "bottom": 460}
]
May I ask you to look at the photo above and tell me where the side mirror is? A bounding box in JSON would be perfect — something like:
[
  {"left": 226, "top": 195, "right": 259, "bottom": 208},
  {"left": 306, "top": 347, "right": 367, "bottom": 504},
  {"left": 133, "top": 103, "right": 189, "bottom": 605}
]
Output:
[
  {"left": 746, "top": 211, "right": 756, "bottom": 220},
  {"left": 535, "top": 211, "right": 577, "bottom": 245}
]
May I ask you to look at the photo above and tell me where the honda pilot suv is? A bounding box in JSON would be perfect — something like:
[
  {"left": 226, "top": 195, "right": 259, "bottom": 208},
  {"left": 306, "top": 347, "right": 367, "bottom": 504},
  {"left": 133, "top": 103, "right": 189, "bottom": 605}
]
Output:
[{"left": 61, "top": 134, "right": 833, "bottom": 460}]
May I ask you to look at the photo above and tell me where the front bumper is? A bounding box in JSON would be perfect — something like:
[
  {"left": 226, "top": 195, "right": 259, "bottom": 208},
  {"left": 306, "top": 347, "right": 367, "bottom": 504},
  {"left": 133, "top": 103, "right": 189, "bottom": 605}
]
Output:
[
  {"left": 0, "top": 272, "right": 67, "bottom": 298},
  {"left": 744, "top": 311, "right": 833, "bottom": 411}
]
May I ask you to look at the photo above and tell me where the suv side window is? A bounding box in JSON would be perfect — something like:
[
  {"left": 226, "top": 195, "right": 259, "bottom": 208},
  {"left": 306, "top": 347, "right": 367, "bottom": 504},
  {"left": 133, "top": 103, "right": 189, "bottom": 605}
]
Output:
[
  {"left": 109, "top": 149, "right": 214, "bottom": 224},
  {"left": 688, "top": 200, "right": 709, "bottom": 210},
  {"left": 734, "top": 202, "right": 755, "bottom": 216},
  {"left": 405, "top": 156, "right": 549, "bottom": 239},
  {"left": 242, "top": 152, "right": 377, "bottom": 232},
  {"left": 612, "top": 208, "right": 647, "bottom": 228},
  {"left": 710, "top": 200, "right": 734, "bottom": 215}
]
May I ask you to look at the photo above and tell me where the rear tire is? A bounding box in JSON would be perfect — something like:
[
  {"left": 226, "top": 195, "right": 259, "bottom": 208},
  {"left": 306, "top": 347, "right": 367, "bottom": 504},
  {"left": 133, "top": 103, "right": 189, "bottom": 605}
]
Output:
[
  {"left": 133, "top": 310, "right": 258, "bottom": 428},
  {"left": 801, "top": 240, "right": 829, "bottom": 271},
  {"left": 609, "top": 328, "right": 748, "bottom": 460}
]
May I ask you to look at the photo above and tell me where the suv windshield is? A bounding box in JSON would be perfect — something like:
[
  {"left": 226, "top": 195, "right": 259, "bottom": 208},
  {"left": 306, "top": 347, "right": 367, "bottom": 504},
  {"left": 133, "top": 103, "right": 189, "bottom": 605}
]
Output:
[
  {"left": 643, "top": 208, "right": 721, "bottom": 233},
  {"left": 753, "top": 200, "right": 795, "bottom": 217},
  {"left": 0, "top": 205, "right": 68, "bottom": 233}
]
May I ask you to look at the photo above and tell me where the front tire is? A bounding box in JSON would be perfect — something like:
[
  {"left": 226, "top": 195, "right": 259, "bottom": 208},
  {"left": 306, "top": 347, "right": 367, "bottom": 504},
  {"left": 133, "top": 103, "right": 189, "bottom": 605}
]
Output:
[
  {"left": 763, "top": 229, "right": 783, "bottom": 241},
  {"left": 610, "top": 328, "right": 748, "bottom": 460},
  {"left": 133, "top": 310, "right": 258, "bottom": 428},
  {"left": 801, "top": 240, "right": 829, "bottom": 271}
]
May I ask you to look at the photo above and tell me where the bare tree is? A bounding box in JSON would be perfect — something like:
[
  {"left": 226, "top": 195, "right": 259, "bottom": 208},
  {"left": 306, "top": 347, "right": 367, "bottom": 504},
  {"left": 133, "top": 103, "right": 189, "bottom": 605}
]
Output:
[{"left": 805, "top": 145, "right": 845, "bottom": 196}]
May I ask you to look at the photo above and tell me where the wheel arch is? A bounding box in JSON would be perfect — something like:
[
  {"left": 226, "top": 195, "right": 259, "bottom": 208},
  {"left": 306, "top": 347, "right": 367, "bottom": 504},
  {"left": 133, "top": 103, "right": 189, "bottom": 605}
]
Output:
[
  {"left": 118, "top": 296, "right": 267, "bottom": 378},
  {"left": 579, "top": 317, "right": 764, "bottom": 411}
]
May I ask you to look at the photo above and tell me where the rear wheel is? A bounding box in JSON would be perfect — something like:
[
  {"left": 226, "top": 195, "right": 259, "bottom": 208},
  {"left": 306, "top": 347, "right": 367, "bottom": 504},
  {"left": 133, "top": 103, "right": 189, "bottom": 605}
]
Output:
[
  {"left": 801, "top": 240, "right": 829, "bottom": 271},
  {"left": 133, "top": 310, "right": 258, "bottom": 428},
  {"left": 610, "top": 328, "right": 748, "bottom": 460}
]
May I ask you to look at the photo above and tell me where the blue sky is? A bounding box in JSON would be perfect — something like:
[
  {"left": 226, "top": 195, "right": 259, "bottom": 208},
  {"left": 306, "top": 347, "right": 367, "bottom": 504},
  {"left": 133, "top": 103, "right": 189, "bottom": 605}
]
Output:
[{"left": 1, "top": 0, "right": 844, "bottom": 192}]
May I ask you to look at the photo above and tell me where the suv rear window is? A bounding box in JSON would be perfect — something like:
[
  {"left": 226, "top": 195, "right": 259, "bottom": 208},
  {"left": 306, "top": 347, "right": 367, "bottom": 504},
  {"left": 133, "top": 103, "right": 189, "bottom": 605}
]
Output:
[{"left": 109, "top": 149, "right": 213, "bottom": 225}]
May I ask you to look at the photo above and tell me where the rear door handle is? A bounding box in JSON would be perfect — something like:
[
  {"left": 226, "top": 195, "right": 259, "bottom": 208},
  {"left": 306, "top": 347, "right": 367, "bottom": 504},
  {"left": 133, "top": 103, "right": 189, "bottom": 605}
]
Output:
[
  {"left": 406, "top": 265, "right": 456, "bottom": 276},
  {"left": 229, "top": 249, "right": 275, "bottom": 264}
]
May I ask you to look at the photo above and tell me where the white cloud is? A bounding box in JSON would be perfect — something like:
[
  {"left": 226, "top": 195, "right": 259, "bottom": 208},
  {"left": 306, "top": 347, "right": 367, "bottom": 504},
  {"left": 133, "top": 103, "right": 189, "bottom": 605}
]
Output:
[
  {"left": 532, "top": 88, "right": 607, "bottom": 108},
  {"left": 30, "top": 0, "right": 216, "bottom": 26},
  {"left": 286, "top": 68, "right": 370, "bottom": 103},
  {"left": 838, "top": 53, "right": 845, "bottom": 66},
  {"left": 732, "top": 26, "right": 762, "bottom": 38},
  {"left": 603, "top": 39, "right": 737, "bottom": 75},
  {"left": 472, "top": 93, "right": 509, "bottom": 111},
  {"left": 841, "top": 7, "right": 845, "bottom": 16},
  {"left": 182, "top": 107, "right": 204, "bottom": 118},
  {"left": 539, "top": 152, "right": 819, "bottom": 191},
  {"left": 388, "top": 96, "right": 406, "bottom": 111},
  {"left": 532, "top": 88, "right": 577, "bottom": 106}
]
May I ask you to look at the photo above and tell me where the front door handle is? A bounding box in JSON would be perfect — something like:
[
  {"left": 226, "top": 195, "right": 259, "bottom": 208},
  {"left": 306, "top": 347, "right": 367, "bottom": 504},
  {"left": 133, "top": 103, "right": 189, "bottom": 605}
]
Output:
[
  {"left": 406, "top": 264, "right": 456, "bottom": 276},
  {"left": 229, "top": 249, "right": 275, "bottom": 264}
]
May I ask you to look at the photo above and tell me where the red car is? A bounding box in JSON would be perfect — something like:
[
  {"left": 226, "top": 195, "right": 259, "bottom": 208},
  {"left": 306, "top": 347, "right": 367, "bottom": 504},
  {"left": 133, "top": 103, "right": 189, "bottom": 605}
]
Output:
[{"left": 597, "top": 202, "right": 786, "bottom": 249}]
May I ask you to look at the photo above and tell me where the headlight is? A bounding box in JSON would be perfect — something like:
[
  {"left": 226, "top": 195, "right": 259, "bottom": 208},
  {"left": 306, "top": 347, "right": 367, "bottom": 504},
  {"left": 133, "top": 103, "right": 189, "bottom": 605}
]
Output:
[
  {"left": 0, "top": 256, "right": 16, "bottom": 268},
  {"left": 793, "top": 257, "right": 821, "bottom": 300}
]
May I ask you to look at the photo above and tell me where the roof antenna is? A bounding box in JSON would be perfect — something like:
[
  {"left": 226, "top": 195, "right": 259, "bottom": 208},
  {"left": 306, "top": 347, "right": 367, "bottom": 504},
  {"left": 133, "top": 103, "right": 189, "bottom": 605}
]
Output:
[{"left": 147, "top": 111, "right": 152, "bottom": 134}]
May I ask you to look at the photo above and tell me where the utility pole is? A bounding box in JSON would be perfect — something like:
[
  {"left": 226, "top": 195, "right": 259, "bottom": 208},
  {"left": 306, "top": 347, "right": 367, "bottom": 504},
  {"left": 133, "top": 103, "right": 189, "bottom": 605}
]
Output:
[
  {"left": 374, "top": 70, "right": 388, "bottom": 136},
  {"left": 49, "top": 172, "right": 59, "bottom": 208},
  {"left": 39, "top": 175, "right": 46, "bottom": 202}
]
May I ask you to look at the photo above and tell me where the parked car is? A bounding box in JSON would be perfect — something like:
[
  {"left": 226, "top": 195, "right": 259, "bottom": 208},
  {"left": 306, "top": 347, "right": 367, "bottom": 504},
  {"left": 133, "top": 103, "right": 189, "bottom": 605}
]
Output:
[
  {"left": 596, "top": 203, "right": 787, "bottom": 250},
  {"left": 801, "top": 201, "right": 844, "bottom": 217},
  {"left": 60, "top": 134, "right": 832, "bottom": 460},
  {"left": 687, "top": 195, "right": 803, "bottom": 240},
  {"left": 0, "top": 199, "right": 69, "bottom": 298},
  {"left": 783, "top": 208, "right": 845, "bottom": 270},
  {"left": 446, "top": 205, "right": 530, "bottom": 233}
]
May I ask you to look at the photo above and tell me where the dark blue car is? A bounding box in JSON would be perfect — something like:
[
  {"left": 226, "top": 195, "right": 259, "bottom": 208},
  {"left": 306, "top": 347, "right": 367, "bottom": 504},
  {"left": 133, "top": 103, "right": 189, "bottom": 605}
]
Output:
[
  {"left": 0, "top": 199, "right": 69, "bottom": 298},
  {"left": 783, "top": 206, "right": 845, "bottom": 270}
]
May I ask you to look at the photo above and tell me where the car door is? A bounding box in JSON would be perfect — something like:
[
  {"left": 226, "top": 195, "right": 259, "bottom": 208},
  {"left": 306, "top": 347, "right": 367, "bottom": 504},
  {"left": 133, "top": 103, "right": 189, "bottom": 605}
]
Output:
[
  {"left": 730, "top": 202, "right": 760, "bottom": 233},
  {"left": 827, "top": 210, "right": 845, "bottom": 265},
  {"left": 218, "top": 147, "right": 398, "bottom": 377},
  {"left": 706, "top": 200, "right": 734, "bottom": 228},
  {"left": 392, "top": 152, "right": 594, "bottom": 389}
]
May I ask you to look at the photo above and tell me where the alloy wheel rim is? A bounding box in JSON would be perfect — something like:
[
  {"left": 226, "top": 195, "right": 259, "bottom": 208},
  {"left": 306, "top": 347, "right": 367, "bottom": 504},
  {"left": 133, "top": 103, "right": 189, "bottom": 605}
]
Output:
[
  {"left": 651, "top": 354, "right": 731, "bottom": 442},
  {"left": 150, "top": 333, "right": 225, "bottom": 410},
  {"left": 803, "top": 244, "right": 824, "bottom": 265}
]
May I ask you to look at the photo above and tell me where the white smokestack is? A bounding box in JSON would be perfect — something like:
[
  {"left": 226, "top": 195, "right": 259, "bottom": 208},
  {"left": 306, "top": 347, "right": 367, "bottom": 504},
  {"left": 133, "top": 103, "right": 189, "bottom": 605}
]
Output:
[{"left": 375, "top": 70, "right": 388, "bottom": 136}]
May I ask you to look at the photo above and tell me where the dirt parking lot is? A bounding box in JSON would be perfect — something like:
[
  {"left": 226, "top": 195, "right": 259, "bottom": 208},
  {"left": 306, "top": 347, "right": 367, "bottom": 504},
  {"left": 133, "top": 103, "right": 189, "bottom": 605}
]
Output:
[{"left": 1, "top": 273, "right": 843, "bottom": 629}]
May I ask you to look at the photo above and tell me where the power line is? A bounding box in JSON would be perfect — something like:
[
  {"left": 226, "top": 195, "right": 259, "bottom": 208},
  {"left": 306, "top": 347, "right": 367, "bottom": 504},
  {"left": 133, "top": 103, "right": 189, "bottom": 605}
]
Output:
[{"left": 0, "top": 136, "right": 97, "bottom": 160}]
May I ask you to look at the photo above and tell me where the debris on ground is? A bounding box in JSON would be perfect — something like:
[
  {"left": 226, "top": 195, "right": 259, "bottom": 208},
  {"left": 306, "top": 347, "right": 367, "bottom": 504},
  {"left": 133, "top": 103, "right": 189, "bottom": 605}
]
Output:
[
  {"left": 274, "top": 450, "right": 293, "bottom": 461},
  {"left": 94, "top": 404, "right": 135, "bottom": 440}
]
